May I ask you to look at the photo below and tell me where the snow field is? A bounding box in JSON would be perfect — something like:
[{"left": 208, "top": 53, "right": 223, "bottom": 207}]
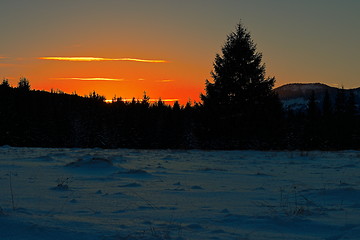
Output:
[{"left": 0, "top": 147, "right": 360, "bottom": 239}]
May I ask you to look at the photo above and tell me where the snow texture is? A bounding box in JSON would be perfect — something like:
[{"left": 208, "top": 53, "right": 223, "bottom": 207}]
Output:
[{"left": 1, "top": 146, "right": 360, "bottom": 239}]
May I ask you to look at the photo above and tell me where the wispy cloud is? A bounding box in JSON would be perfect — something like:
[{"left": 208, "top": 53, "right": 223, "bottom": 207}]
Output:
[
  {"left": 52, "top": 77, "right": 124, "bottom": 82},
  {"left": 0, "top": 57, "right": 21, "bottom": 67},
  {"left": 119, "top": 58, "right": 168, "bottom": 63},
  {"left": 0, "top": 63, "right": 15, "bottom": 67},
  {"left": 39, "top": 57, "right": 168, "bottom": 63},
  {"left": 158, "top": 99, "right": 179, "bottom": 102},
  {"left": 156, "top": 79, "right": 175, "bottom": 83},
  {"left": 107, "top": 98, "right": 179, "bottom": 103}
]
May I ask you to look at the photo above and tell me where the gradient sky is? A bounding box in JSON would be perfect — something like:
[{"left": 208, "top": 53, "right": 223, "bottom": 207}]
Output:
[{"left": 1, "top": 0, "right": 359, "bottom": 104}]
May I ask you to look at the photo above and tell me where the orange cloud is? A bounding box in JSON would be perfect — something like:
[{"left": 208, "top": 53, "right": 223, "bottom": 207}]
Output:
[
  {"left": 107, "top": 98, "right": 179, "bottom": 103},
  {"left": 39, "top": 57, "right": 168, "bottom": 63},
  {"left": 52, "top": 77, "right": 124, "bottom": 82},
  {"left": 158, "top": 98, "right": 179, "bottom": 102},
  {"left": 157, "top": 79, "right": 175, "bottom": 83}
]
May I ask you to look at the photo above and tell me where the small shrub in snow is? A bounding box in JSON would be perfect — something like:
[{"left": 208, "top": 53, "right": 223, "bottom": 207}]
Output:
[
  {"left": 257, "top": 186, "right": 312, "bottom": 217},
  {"left": 0, "top": 206, "right": 6, "bottom": 216},
  {"left": 279, "top": 186, "right": 311, "bottom": 217},
  {"left": 54, "top": 177, "right": 72, "bottom": 190}
]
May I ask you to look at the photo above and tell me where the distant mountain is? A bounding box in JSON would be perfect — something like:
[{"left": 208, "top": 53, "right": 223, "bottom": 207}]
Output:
[{"left": 274, "top": 83, "right": 360, "bottom": 112}]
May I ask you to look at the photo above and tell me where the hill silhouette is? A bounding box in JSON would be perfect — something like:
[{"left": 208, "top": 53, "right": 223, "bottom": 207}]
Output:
[{"left": 275, "top": 83, "right": 360, "bottom": 113}]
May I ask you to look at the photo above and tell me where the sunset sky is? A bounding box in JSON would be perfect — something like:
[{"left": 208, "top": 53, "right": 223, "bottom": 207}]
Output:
[{"left": 1, "top": 0, "right": 359, "bottom": 104}]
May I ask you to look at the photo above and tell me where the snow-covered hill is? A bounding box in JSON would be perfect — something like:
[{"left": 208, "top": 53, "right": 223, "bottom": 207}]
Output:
[{"left": 274, "top": 83, "right": 360, "bottom": 112}]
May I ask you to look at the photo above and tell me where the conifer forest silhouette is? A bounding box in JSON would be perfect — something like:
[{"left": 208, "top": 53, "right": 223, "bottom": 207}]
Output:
[{"left": 1, "top": 23, "right": 359, "bottom": 150}]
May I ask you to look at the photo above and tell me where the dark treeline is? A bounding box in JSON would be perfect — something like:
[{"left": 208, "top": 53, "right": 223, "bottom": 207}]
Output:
[
  {"left": 1, "top": 23, "right": 360, "bottom": 150},
  {"left": 0, "top": 79, "right": 201, "bottom": 149},
  {"left": 284, "top": 88, "right": 360, "bottom": 150},
  {"left": 1, "top": 78, "right": 360, "bottom": 150}
]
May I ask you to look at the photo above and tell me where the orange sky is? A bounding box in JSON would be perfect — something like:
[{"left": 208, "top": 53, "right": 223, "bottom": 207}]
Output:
[
  {"left": 30, "top": 55, "right": 207, "bottom": 104},
  {"left": 0, "top": 1, "right": 359, "bottom": 104}
]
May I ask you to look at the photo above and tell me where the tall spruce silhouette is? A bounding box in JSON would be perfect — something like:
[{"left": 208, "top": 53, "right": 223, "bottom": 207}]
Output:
[
  {"left": 200, "top": 22, "right": 282, "bottom": 148},
  {"left": 201, "top": 23, "right": 280, "bottom": 118}
]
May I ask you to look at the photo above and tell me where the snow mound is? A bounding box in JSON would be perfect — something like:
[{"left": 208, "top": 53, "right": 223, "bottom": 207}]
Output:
[{"left": 65, "top": 155, "right": 114, "bottom": 168}]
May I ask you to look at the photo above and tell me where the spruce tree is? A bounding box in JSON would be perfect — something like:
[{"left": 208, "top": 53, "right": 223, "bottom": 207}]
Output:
[
  {"left": 18, "top": 77, "right": 31, "bottom": 91},
  {"left": 346, "top": 91, "right": 356, "bottom": 117},
  {"left": 335, "top": 87, "right": 346, "bottom": 116},
  {"left": 200, "top": 22, "right": 282, "bottom": 148},
  {"left": 322, "top": 90, "right": 332, "bottom": 117},
  {"left": 1, "top": 79, "right": 10, "bottom": 88},
  {"left": 307, "top": 91, "right": 318, "bottom": 120},
  {"left": 201, "top": 23, "right": 280, "bottom": 118}
]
